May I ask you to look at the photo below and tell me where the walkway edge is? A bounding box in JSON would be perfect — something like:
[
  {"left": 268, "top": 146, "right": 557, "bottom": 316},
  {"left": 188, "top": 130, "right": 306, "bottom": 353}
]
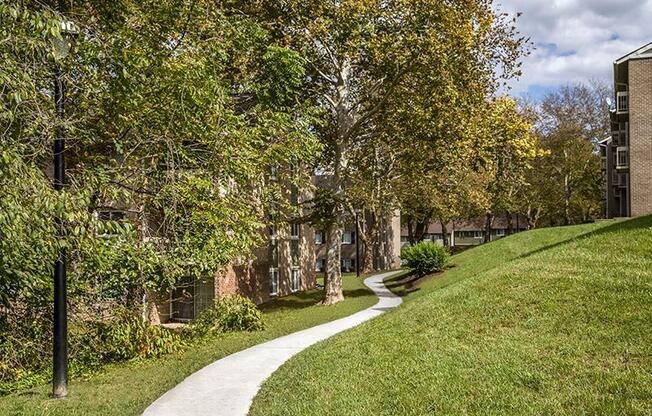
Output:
[{"left": 143, "top": 270, "right": 403, "bottom": 416}]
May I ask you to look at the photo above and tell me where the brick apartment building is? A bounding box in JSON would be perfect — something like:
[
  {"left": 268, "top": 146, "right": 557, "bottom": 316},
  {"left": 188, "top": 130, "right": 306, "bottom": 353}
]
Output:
[
  {"left": 400, "top": 214, "right": 528, "bottom": 250},
  {"left": 159, "top": 175, "right": 402, "bottom": 322},
  {"left": 601, "top": 42, "right": 652, "bottom": 218},
  {"left": 314, "top": 211, "right": 402, "bottom": 274}
]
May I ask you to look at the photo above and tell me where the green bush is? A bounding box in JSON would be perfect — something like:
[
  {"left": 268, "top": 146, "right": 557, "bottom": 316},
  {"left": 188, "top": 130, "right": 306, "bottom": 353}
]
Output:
[
  {"left": 192, "top": 294, "right": 265, "bottom": 337},
  {"left": 0, "top": 307, "right": 185, "bottom": 395},
  {"left": 401, "top": 242, "right": 451, "bottom": 276}
]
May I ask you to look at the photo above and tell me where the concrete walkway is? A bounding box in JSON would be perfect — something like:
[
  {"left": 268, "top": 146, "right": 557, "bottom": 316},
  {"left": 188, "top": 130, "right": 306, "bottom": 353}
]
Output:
[{"left": 143, "top": 270, "right": 403, "bottom": 416}]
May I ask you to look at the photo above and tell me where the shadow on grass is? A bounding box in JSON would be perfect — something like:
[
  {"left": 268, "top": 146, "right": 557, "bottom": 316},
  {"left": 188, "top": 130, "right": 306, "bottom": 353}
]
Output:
[
  {"left": 259, "top": 288, "right": 372, "bottom": 312},
  {"left": 515, "top": 216, "right": 652, "bottom": 262}
]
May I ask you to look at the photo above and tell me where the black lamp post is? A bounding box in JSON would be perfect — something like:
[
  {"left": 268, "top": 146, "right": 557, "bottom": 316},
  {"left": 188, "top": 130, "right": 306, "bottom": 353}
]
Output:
[
  {"left": 355, "top": 209, "right": 361, "bottom": 277},
  {"left": 51, "top": 20, "right": 77, "bottom": 399}
]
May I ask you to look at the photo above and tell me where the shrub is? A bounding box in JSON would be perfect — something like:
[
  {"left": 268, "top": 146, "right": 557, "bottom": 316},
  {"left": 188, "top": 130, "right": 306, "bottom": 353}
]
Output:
[
  {"left": 401, "top": 242, "right": 451, "bottom": 276},
  {"left": 192, "top": 294, "right": 265, "bottom": 337},
  {"left": 0, "top": 307, "right": 185, "bottom": 395}
]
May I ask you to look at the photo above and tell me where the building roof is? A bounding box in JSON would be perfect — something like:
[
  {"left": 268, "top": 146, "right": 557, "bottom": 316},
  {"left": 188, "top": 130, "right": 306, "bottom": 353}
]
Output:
[{"left": 615, "top": 42, "right": 652, "bottom": 65}]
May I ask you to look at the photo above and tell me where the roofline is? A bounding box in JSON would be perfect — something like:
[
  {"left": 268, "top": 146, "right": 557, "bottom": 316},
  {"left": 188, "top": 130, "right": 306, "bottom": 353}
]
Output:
[{"left": 615, "top": 41, "right": 652, "bottom": 65}]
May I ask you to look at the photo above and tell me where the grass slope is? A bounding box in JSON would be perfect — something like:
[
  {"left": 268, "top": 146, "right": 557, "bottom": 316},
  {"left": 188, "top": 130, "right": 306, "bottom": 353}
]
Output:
[
  {"left": 250, "top": 218, "right": 652, "bottom": 415},
  {"left": 0, "top": 274, "right": 374, "bottom": 416}
]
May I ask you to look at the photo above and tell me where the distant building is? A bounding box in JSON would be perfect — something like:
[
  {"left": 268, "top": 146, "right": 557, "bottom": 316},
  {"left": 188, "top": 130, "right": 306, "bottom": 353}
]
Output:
[
  {"left": 400, "top": 214, "right": 528, "bottom": 249},
  {"left": 314, "top": 211, "right": 402, "bottom": 274},
  {"left": 601, "top": 42, "right": 652, "bottom": 218}
]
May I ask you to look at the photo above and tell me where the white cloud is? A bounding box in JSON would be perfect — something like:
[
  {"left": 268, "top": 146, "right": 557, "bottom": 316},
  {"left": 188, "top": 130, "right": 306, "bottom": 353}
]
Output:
[{"left": 495, "top": 0, "right": 652, "bottom": 97}]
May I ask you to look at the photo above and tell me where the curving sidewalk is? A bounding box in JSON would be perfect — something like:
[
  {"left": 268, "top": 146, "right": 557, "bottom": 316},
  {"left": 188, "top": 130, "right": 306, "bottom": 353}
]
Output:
[{"left": 143, "top": 270, "right": 403, "bottom": 416}]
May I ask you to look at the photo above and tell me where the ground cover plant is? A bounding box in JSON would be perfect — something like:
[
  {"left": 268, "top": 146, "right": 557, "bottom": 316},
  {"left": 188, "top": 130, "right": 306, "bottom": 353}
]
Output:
[{"left": 251, "top": 218, "right": 652, "bottom": 415}]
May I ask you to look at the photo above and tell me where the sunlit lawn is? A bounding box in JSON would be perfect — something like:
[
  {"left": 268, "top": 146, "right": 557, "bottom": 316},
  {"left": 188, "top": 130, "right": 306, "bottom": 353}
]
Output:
[{"left": 251, "top": 218, "right": 652, "bottom": 415}]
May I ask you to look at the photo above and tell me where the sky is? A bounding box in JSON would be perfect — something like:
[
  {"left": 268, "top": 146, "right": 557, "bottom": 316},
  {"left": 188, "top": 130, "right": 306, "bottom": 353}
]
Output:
[{"left": 496, "top": 0, "right": 652, "bottom": 100}]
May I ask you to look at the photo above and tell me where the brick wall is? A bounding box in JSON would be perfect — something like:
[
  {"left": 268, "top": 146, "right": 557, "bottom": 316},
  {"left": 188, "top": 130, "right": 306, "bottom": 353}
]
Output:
[{"left": 629, "top": 58, "right": 652, "bottom": 217}]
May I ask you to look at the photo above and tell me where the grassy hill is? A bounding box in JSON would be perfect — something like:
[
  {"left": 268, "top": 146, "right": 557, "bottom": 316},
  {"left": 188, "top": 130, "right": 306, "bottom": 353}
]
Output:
[{"left": 250, "top": 217, "right": 652, "bottom": 415}]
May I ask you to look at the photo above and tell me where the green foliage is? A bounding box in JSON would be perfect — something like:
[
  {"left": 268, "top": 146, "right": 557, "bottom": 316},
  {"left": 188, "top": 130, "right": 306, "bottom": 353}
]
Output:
[
  {"left": 401, "top": 242, "right": 451, "bottom": 276},
  {"left": 192, "top": 295, "right": 265, "bottom": 337},
  {"left": 0, "top": 306, "right": 184, "bottom": 395},
  {"left": 89, "top": 310, "right": 185, "bottom": 362},
  {"left": 0, "top": 0, "right": 320, "bottom": 394}
]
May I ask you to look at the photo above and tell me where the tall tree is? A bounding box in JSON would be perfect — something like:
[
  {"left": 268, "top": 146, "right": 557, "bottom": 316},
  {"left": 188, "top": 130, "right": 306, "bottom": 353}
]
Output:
[
  {"left": 524, "top": 82, "right": 609, "bottom": 226},
  {"left": 254, "top": 0, "right": 528, "bottom": 304}
]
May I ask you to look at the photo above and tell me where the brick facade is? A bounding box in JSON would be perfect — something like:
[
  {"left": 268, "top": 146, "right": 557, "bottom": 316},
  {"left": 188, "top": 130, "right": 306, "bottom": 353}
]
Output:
[{"left": 629, "top": 58, "right": 652, "bottom": 217}]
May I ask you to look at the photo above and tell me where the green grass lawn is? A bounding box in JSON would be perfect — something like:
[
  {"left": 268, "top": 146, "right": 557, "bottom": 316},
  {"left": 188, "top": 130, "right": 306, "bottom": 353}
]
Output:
[
  {"left": 250, "top": 218, "right": 652, "bottom": 415},
  {"left": 0, "top": 273, "right": 375, "bottom": 416}
]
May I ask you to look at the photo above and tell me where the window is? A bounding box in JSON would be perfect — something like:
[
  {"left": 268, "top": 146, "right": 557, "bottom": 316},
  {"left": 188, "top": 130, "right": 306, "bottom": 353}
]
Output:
[
  {"left": 616, "top": 146, "right": 629, "bottom": 168},
  {"left": 269, "top": 268, "right": 279, "bottom": 295},
  {"left": 341, "top": 258, "right": 353, "bottom": 272},
  {"left": 612, "top": 132, "right": 622, "bottom": 146},
  {"left": 617, "top": 91, "right": 629, "bottom": 114},
  {"left": 290, "top": 222, "right": 300, "bottom": 239},
  {"left": 342, "top": 231, "right": 355, "bottom": 244},
  {"left": 96, "top": 210, "right": 126, "bottom": 236},
  {"left": 496, "top": 229, "right": 506, "bottom": 237},
  {"left": 457, "top": 230, "right": 483, "bottom": 239},
  {"left": 97, "top": 210, "right": 125, "bottom": 222},
  {"left": 315, "top": 258, "right": 325, "bottom": 272},
  {"left": 315, "top": 231, "right": 324, "bottom": 245},
  {"left": 291, "top": 268, "right": 300, "bottom": 292}
]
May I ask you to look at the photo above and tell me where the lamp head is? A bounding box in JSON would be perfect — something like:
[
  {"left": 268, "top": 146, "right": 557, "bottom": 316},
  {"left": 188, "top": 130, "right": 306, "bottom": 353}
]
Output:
[{"left": 52, "top": 20, "right": 78, "bottom": 60}]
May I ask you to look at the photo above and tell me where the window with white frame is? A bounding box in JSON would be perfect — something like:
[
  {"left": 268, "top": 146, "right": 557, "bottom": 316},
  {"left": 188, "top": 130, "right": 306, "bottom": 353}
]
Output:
[
  {"left": 341, "top": 231, "right": 354, "bottom": 244},
  {"left": 291, "top": 267, "right": 300, "bottom": 292},
  {"left": 496, "top": 229, "right": 506, "bottom": 237},
  {"left": 315, "top": 231, "right": 323, "bottom": 245},
  {"left": 290, "top": 222, "right": 300, "bottom": 239},
  {"left": 617, "top": 91, "right": 629, "bottom": 114},
  {"left": 269, "top": 268, "right": 279, "bottom": 295},
  {"left": 616, "top": 146, "right": 629, "bottom": 168}
]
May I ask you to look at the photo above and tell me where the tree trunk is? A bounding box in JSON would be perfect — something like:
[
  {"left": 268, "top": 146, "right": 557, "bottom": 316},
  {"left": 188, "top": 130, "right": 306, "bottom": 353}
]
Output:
[
  {"left": 440, "top": 219, "right": 449, "bottom": 247},
  {"left": 406, "top": 216, "right": 416, "bottom": 245},
  {"left": 506, "top": 211, "right": 513, "bottom": 236},
  {"left": 364, "top": 213, "right": 379, "bottom": 272},
  {"left": 564, "top": 174, "right": 572, "bottom": 226},
  {"left": 484, "top": 212, "right": 493, "bottom": 243},
  {"left": 323, "top": 225, "right": 344, "bottom": 305}
]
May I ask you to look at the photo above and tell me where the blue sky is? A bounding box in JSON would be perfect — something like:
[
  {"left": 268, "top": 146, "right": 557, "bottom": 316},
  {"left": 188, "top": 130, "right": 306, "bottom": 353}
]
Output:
[{"left": 496, "top": 0, "right": 652, "bottom": 100}]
